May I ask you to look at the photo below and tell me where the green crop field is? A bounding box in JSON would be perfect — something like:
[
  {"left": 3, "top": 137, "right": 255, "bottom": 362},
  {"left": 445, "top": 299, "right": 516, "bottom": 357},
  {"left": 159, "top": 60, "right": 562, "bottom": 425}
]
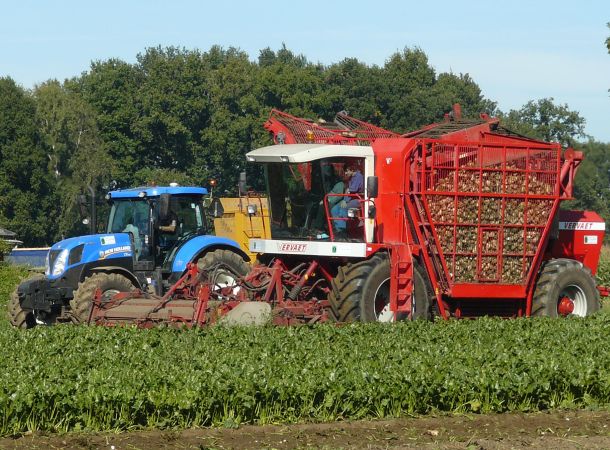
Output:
[{"left": 0, "top": 260, "right": 609, "bottom": 437}]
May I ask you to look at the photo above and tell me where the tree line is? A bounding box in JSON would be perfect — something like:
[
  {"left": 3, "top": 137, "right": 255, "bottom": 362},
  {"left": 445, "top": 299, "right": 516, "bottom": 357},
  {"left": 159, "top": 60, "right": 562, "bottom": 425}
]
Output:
[{"left": 0, "top": 45, "right": 608, "bottom": 246}]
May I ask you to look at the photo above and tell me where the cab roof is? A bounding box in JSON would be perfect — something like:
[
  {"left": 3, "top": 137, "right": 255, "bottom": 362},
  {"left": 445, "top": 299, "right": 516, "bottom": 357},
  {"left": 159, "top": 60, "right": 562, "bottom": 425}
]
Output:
[
  {"left": 108, "top": 186, "right": 208, "bottom": 199},
  {"left": 246, "top": 144, "right": 373, "bottom": 163}
]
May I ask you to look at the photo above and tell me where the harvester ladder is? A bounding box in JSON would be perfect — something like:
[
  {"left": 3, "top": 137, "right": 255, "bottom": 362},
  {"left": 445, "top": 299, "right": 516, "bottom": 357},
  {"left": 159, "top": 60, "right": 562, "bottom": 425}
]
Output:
[
  {"left": 406, "top": 193, "right": 450, "bottom": 319},
  {"left": 390, "top": 244, "right": 414, "bottom": 316}
]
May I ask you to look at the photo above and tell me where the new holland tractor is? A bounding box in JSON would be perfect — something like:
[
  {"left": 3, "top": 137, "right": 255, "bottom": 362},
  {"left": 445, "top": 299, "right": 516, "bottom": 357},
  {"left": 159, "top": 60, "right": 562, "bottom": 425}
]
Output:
[{"left": 8, "top": 185, "right": 249, "bottom": 328}]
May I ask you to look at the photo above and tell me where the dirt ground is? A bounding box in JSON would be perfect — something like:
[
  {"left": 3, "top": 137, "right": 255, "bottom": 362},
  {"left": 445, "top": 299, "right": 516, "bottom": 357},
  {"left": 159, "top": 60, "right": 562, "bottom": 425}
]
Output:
[{"left": 2, "top": 409, "right": 610, "bottom": 449}]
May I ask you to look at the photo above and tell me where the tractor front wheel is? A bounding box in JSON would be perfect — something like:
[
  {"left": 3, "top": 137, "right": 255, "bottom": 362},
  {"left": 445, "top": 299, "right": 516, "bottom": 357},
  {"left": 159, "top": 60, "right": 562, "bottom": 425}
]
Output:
[
  {"left": 7, "top": 274, "right": 47, "bottom": 329},
  {"left": 70, "top": 273, "right": 137, "bottom": 324},
  {"left": 329, "top": 253, "right": 433, "bottom": 322},
  {"left": 8, "top": 287, "right": 35, "bottom": 329},
  {"left": 532, "top": 259, "right": 600, "bottom": 317}
]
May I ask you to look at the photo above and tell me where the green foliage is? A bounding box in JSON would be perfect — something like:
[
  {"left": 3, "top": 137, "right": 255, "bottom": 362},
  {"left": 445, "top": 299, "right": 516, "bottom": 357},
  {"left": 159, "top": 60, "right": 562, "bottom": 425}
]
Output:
[
  {"left": 0, "top": 265, "right": 28, "bottom": 308},
  {"left": 131, "top": 167, "right": 194, "bottom": 187},
  {"left": 598, "top": 247, "right": 610, "bottom": 287},
  {"left": 563, "top": 140, "right": 610, "bottom": 234},
  {"left": 0, "top": 78, "right": 58, "bottom": 246},
  {"left": 499, "top": 98, "right": 587, "bottom": 146},
  {"left": 34, "top": 80, "right": 112, "bottom": 239},
  {"left": 1, "top": 314, "right": 610, "bottom": 436},
  {"left": 0, "top": 241, "right": 12, "bottom": 260}
]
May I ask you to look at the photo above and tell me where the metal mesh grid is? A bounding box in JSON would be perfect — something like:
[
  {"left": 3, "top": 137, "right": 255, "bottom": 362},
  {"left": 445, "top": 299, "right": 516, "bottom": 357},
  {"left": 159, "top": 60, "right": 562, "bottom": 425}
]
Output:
[
  {"left": 266, "top": 109, "right": 399, "bottom": 145},
  {"left": 420, "top": 141, "right": 561, "bottom": 286}
]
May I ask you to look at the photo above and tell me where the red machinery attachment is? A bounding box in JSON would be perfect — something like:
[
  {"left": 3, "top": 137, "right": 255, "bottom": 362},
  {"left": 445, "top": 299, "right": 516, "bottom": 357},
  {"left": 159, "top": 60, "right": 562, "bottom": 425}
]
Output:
[
  {"left": 264, "top": 109, "right": 399, "bottom": 145},
  {"left": 404, "top": 138, "right": 587, "bottom": 317},
  {"left": 88, "top": 258, "right": 331, "bottom": 328}
]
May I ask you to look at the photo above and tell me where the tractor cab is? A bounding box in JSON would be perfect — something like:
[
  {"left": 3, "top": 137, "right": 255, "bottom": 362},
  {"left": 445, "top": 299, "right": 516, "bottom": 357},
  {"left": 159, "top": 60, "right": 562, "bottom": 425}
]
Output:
[{"left": 106, "top": 186, "right": 209, "bottom": 270}]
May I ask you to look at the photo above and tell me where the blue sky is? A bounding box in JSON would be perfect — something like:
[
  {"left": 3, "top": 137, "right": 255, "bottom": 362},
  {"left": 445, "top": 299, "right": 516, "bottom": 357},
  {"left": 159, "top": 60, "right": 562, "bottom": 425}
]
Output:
[{"left": 2, "top": 0, "right": 609, "bottom": 142}]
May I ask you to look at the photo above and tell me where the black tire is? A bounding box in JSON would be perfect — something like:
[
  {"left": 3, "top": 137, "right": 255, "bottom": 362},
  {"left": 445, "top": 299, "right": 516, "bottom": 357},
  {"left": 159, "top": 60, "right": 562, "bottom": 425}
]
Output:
[
  {"left": 7, "top": 273, "right": 45, "bottom": 329},
  {"left": 329, "top": 253, "right": 433, "bottom": 322},
  {"left": 197, "top": 249, "right": 250, "bottom": 293},
  {"left": 70, "top": 273, "right": 136, "bottom": 324},
  {"left": 532, "top": 259, "right": 600, "bottom": 317}
]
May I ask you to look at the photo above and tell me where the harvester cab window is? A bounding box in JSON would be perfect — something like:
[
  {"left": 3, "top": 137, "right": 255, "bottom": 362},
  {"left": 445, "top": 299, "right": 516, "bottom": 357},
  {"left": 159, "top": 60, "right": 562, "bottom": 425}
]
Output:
[{"left": 265, "top": 157, "right": 365, "bottom": 240}]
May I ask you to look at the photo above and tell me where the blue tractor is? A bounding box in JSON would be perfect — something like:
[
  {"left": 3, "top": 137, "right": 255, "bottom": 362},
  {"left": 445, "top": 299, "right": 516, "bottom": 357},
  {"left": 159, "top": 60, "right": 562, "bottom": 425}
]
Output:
[{"left": 8, "top": 185, "right": 250, "bottom": 328}]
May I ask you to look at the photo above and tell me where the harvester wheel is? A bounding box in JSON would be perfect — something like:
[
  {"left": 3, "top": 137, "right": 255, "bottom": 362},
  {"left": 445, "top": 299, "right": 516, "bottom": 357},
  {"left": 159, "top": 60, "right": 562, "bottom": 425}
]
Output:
[
  {"left": 197, "top": 249, "right": 250, "bottom": 294},
  {"left": 70, "top": 273, "right": 136, "bottom": 324},
  {"left": 329, "top": 253, "right": 433, "bottom": 322},
  {"left": 7, "top": 273, "right": 45, "bottom": 329},
  {"left": 532, "top": 259, "right": 600, "bottom": 317}
]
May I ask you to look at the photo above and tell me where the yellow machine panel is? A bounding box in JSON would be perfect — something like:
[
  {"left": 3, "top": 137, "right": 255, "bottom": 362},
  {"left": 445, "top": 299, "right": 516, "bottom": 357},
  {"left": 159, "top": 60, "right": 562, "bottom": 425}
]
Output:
[{"left": 214, "top": 197, "right": 270, "bottom": 261}]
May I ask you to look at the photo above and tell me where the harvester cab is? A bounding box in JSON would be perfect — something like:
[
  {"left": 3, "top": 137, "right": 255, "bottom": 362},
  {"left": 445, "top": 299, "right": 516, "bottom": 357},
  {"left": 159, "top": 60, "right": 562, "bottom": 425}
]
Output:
[{"left": 9, "top": 185, "right": 248, "bottom": 328}]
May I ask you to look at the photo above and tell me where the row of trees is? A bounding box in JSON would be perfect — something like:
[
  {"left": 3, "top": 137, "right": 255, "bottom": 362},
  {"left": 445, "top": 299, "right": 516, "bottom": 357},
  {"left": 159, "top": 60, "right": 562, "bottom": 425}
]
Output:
[{"left": 0, "top": 45, "right": 608, "bottom": 246}]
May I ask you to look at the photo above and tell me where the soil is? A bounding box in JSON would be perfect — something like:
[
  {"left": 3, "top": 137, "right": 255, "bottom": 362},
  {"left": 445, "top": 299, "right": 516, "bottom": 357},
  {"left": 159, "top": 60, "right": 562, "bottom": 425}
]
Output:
[{"left": 2, "top": 409, "right": 610, "bottom": 449}]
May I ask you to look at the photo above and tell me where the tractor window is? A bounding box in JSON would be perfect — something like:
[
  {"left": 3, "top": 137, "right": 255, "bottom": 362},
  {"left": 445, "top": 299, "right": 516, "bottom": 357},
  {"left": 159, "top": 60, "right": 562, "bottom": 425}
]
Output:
[
  {"left": 108, "top": 200, "right": 150, "bottom": 234},
  {"left": 108, "top": 200, "right": 151, "bottom": 260},
  {"left": 158, "top": 195, "right": 207, "bottom": 269},
  {"left": 166, "top": 196, "right": 205, "bottom": 237}
]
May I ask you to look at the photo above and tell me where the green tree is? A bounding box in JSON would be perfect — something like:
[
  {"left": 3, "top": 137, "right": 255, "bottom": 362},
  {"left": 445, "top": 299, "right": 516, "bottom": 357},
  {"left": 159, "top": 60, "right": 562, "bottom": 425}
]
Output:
[
  {"left": 193, "top": 46, "right": 265, "bottom": 193},
  {"left": 73, "top": 58, "right": 143, "bottom": 186},
  {"left": 323, "top": 58, "right": 386, "bottom": 125},
  {"left": 0, "top": 77, "right": 58, "bottom": 245},
  {"left": 564, "top": 140, "right": 610, "bottom": 231},
  {"left": 499, "top": 98, "right": 587, "bottom": 147},
  {"left": 428, "top": 72, "right": 498, "bottom": 120},
  {"left": 378, "top": 47, "right": 437, "bottom": 132},
  {"left": 34, "top": 80, "right": 112, "bottom": 238},
  {"left": 133, "top": 46, "right": 212, "bottom": 173},
  {"left": 255, "top": 45, "right": 327, "bottom": 117}
]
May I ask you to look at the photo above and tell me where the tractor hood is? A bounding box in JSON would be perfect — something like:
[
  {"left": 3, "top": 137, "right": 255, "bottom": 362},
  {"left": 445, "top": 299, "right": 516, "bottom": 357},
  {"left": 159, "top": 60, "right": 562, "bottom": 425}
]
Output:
[{"left": 46, "top": 233, "right": 133, "bottom": 280}]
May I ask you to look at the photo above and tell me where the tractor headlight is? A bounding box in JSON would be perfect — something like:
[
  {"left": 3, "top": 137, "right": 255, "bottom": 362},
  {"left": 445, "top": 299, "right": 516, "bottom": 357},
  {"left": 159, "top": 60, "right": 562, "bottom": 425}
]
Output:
[{"left": 51, "top": 249, "right": 69, "bottom": 276}]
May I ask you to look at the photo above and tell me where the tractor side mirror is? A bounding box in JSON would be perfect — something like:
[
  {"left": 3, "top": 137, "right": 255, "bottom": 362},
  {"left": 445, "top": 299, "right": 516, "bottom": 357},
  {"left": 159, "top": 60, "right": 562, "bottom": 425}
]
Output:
[
  {"left": 210, "top": 198, "right": 225, "bottom": 218},
  {"left": 159, "top": 193, "right": 171, "bottom": 222},
  {"left": 367, "top": 176, "right": 379, "bottom": 199},
  {"left": 238, "top": 172, "right": 247, "bottom": 196}
]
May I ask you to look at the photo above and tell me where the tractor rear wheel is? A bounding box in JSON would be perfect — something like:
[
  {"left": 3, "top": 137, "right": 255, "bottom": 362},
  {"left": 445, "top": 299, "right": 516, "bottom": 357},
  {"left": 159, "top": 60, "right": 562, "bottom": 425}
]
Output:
[
  {"left": 532, "top": 259, "right": 600, "bottom": 317},
  {"left": 329, "top": 253, "right": 433, "bottom": 322},
  {"left": 197, "top": 249, "right": 250, "bottom": 295},
  {"left": 7, "top": 273, "right": 46, "bottom": 329},
  {"left": 70, "top": 273, "right": 136, "bottom": 324}
]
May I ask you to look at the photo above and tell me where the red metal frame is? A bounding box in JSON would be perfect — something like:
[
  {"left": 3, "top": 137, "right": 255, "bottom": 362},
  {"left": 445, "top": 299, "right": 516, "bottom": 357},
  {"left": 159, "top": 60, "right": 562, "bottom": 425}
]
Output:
[
  {"left": 89, "top": 259, "right": 331, "bottom": 328},
  {"left": 400, "top": 138, "right": 585, "bottom": 317},
  {"left": 264, "top": 109, "right": 399, "bottom": 145}
]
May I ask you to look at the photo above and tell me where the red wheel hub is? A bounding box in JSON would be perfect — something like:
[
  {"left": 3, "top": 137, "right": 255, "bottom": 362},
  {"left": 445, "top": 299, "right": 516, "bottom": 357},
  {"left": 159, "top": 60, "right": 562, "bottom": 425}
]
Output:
[{"left": 558, "top": 296, "right": 574, "bottom": 316}]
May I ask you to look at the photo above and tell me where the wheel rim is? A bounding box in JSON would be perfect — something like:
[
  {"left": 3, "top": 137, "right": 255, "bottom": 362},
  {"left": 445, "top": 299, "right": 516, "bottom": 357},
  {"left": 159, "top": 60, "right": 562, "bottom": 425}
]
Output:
[
  {"left": 374, "top": 277, "right": 394, "bottom": 322},
  {"left": 557, "top": 284, "right": 587, "bottom": 317},
  {"left": 101, "top": 289, "right": 121, "bottom": 303},
  {"left": 212, "top": 270, "right": 241, "bottom": 297}
]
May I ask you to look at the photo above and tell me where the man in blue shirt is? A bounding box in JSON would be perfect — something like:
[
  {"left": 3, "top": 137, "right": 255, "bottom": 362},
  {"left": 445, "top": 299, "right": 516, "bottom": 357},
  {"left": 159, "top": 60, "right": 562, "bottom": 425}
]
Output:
[
  {"left": 345, "top": 165, "right": 364, "bottom": 206},
  {"left": 331, "top": 163, "right": 364, "bottom": 232}
]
